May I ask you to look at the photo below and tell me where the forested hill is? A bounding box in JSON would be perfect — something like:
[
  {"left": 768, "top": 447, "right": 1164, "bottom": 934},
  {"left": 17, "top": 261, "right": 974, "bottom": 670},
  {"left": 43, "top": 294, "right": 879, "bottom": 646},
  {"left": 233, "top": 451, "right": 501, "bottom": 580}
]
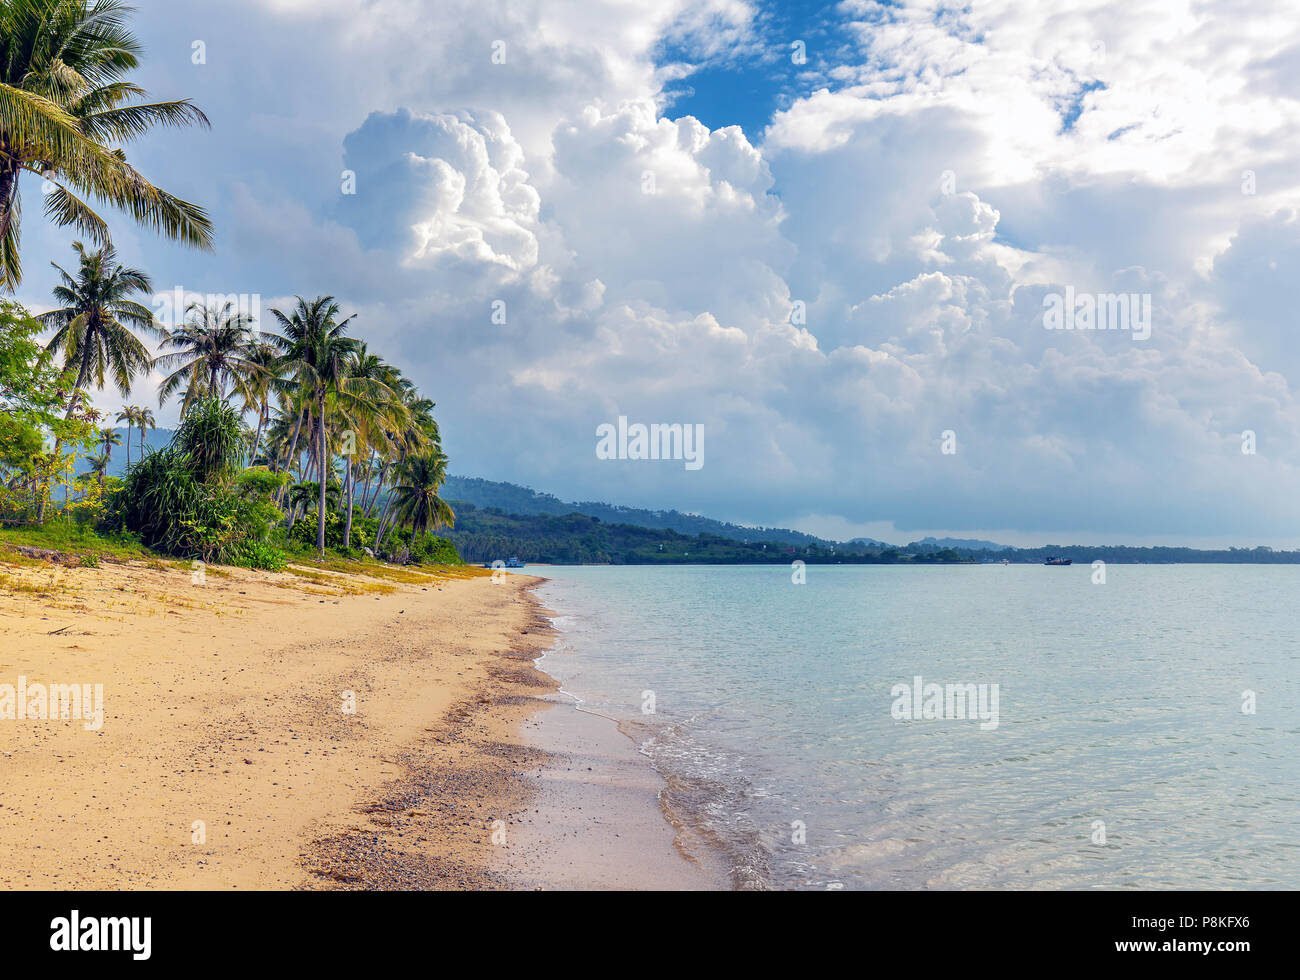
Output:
[
  {"left": 442, "top": 476, "right": 835, "bottom": 547},
  {"left": 441, "top": 503, "right": 1300, "bottom": 565}
]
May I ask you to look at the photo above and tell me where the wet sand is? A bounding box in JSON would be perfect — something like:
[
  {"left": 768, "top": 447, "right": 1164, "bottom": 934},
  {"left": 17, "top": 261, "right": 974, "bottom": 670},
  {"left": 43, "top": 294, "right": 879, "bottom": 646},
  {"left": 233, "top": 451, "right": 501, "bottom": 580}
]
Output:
[{"left": 496, "top": 690, "right": 726, "bottom": 889}]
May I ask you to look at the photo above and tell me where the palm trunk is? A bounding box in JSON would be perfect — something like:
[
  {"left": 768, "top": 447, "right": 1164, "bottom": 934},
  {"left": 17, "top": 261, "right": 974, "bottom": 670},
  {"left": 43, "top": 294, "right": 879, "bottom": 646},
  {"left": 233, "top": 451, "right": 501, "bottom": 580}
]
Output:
[
  {"left": 316, "top": 397, "right": 327, "bottom": 554},
  {"left": 37, "top": 343, "right": 95, "bottom": 522},
  {"left": 124, "top": 424, "right": 132, "bottom": 471},
  {"left": 253, "top": 401, "right": 268, "bottom": 466},
  {"left": 274, "top": 404, "right": 307, "bottom": 504},
  {"left": 374, "top": 452, "right": 404, "bottom": 549},
  {"left": 368, "top": 460, "right": 391, "bottom": 516},
  {"left": 359, "top": 451, "right": 375, "bottom": 512},
  {"left": 343, "top": 461, "right": 354, "bottom": 549}
]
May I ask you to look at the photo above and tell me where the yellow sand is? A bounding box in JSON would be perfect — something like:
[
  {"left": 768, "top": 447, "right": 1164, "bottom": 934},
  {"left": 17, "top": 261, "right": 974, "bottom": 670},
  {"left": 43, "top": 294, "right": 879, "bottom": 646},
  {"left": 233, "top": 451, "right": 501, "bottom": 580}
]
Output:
[{"left": 0, "top": 553, "right": 554, "bottom": 890}]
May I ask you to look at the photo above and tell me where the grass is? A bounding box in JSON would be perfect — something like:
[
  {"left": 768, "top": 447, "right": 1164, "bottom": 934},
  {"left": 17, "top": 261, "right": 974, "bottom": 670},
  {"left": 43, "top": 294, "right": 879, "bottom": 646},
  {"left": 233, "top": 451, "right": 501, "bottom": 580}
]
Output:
[
  {"left": 0, "top": 520, "right": 485, "bottom": 595},
  {"left": 0, "top": 521, "right": 151, "bottom": 561}
]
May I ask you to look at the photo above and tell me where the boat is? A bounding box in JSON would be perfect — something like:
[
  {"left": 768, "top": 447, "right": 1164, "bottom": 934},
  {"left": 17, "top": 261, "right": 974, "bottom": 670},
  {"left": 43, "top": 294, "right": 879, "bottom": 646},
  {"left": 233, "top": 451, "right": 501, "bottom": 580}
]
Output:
[
  {"left": 1043, "top": 556, "right": 1072, "bottom": 566},
  {"left": 1001, "top": 558, "right": 1010, "bottom": 565},
  {"left": 505, "top": 557, "right": 526, "bottom": 568}
]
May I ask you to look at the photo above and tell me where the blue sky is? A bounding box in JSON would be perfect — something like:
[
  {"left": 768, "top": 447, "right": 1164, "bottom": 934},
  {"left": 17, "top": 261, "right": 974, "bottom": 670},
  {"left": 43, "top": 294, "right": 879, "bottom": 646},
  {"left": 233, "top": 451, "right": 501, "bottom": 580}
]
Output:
[
  {"left": 18, "top": 0, "right": 1300, "bottom": 547},
  {"left": 655, "top": 0, "right": 855, "bottom": 143}
]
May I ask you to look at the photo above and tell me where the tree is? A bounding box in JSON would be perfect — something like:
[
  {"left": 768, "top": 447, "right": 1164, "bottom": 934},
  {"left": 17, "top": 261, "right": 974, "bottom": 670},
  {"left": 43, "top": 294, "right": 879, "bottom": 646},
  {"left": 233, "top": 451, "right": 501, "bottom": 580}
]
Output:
[
  {"left": 40, "top": 241, "right": 157, "bottom": 419},
  {"left": 269, "top": 296, "right": 390, "bottom": 553},
  {"left": 0, "top": 299, "right": 92, "bottom": 520},
  {"left": 134, "top": 405, "right": 155, "bottom": 462},
  {"left": 153, "top": 301, "right": 263, "bottom": 413},
  {"left": 387, "top": 450, "right": 455, "bottom": 541},
  {"left": 98, "top": 425, "right": 121, "bottom": 463},
  {"left": 115, "top": 405, "right": 140, "bottom": 469},
  {"left": 0, "top": 0, "right": 213, "bottom": 288},
  {"left": 335, "top": 343, "right": 406, "bottom": 548},
  {"left": 288, "top": 479, "right": 340, "bottom": 514},
  {"left": 81, "top": 448, "right": 109, "bottom": 485},
  {"left": 241, "top": 340, "right": 283, "bottom": 466}
]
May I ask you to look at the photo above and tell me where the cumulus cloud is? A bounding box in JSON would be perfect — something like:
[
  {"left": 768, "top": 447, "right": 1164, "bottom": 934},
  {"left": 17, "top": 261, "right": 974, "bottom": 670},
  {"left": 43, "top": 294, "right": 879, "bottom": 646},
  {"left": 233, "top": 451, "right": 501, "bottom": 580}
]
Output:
[{"left": 49, "top": 0, "right": 1300, "bottom": 543}]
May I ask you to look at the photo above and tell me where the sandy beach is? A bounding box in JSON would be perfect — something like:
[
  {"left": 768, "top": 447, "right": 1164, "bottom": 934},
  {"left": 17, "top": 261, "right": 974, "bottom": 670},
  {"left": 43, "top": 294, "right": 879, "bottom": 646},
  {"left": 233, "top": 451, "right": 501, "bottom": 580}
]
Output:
[{"left": 0, "top": 549, "right": 717, "bottom": 890}]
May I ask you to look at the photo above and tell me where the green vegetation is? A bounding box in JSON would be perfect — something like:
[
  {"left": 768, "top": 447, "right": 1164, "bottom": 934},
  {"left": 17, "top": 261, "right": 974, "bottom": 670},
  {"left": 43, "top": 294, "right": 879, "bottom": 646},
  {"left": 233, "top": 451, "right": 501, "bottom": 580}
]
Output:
[
  {"left": 0, "top": 3, "right": 459, "bottom": 575},
  {"left": 444, "top": 504, "right": 967, "bottom": 565},
  {"left": 0, "top": 0, "right": 213, "bottom": 289},
  {"left": 442, "top": 475, "right": 834, "bottom": 548},
  {"left": 0, "top": 521, "right": 149, "bottom": 561},
  {"left": 107, "top": 398, "right": 283, "bottom": 567}
]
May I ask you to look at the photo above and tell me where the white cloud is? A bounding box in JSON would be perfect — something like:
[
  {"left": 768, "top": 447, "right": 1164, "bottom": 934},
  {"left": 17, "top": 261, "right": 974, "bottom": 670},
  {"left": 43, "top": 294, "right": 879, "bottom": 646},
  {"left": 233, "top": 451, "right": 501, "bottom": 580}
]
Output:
[{"left": 56, "top": 0, "right": 1300, "bottom": 539}]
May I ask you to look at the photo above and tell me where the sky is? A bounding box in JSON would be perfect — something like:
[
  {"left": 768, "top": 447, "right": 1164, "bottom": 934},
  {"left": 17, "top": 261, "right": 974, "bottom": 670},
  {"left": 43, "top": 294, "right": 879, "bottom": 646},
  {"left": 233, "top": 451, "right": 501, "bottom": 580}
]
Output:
[{"left": 17, "top": 0, "right": 1300, "bottom": 547}]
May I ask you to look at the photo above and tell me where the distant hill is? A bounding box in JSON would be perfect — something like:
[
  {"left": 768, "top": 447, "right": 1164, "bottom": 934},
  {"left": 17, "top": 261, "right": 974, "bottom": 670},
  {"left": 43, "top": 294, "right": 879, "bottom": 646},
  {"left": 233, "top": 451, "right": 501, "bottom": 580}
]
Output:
[
  {"left": 443, "top": 504, "right": 927, "bottom": 565},
  {"left": 442, "top": 476, "right": 835, "bottom": 547},
  {"left": 907, "top": 536, "right": 1011, "bottom": 552},
  {"left": 103, "top": 427, "right": 174, "bottom": 478}
]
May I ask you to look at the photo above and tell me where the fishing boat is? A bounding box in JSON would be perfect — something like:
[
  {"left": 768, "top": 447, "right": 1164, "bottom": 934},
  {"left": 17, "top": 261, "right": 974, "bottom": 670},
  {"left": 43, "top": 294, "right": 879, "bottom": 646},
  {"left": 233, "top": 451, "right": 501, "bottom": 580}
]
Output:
[
  {"left": 505, "top": 557, "right": 526, "bottom": 568},
  {"left": 1043, "top": 556, "right": 1072, "bottom": 566}
]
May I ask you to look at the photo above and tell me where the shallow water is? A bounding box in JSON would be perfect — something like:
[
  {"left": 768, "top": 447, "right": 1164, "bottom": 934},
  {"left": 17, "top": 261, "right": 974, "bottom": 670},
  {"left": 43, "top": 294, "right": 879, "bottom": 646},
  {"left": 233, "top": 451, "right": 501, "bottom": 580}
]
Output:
[{"left": 533, "top": 563, "right": 1300, "bottom": 889}]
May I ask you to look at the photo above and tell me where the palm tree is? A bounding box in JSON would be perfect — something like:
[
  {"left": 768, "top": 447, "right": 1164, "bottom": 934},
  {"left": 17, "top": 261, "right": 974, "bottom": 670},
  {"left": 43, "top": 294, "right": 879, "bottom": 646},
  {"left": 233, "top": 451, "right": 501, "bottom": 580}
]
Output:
[
  {"left": 335, "top": 344, "right": 406, "bottom": 548},
  {"left": 41, "top": 241, "right": 157, "bottom": 420},
  {"left": 373, "top": 389, "right": 439, "bottom": 541},
  {"left": 270, "top": 296, "right": 389, "bottom": 553},
  {"left": 385, "top": 450, "right": 455, "bottom": 545},
  {"left": 153, "top": 301, "right": 263, "bottom": 413},
  {"left": 98, "top": 426, "right": 121, "bottom": 462},
  {"left": 115, "top": 405, "right": 140, "bottom": 469},
  {"left": 0, "top": 0, "right": 213, "bottom": 288},
  {"left": 134, "top": 405, "right": 155, "bottom": 461},
  {"left": 81, "top": 449, "right": 109, "bottom": 485},
  {"left": 241, "top": 340, "right": 283, "bottom": 466},
  {"left": 288, "top": 479, "right": 341, "bottom": 515}
]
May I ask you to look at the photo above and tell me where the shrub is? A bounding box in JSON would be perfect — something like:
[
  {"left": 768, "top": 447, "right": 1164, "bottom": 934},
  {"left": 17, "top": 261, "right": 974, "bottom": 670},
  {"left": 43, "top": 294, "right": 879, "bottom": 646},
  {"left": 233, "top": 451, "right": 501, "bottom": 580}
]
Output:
[
  {"left": 289, "top": 507, "right": 376, "bottom": 551},
  {"left": 224, "top": 538, "right": 286, "bottom": 571},
  {"left": 383, "top": 527, "right": 463, "bottom": 565},
  {"left": 111, "top": 400, "right": 284, "bottom": 564}
]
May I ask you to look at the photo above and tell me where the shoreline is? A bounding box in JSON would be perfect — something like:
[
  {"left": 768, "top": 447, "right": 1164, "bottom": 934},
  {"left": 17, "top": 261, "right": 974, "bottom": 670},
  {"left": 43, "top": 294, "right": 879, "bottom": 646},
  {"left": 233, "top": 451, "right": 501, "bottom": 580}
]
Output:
[
  {"left": 492, "top": 592, "right": 727, "bottom": 889},
  {"left": 0, "top": 550, "right": 721, "bottom": 889}
]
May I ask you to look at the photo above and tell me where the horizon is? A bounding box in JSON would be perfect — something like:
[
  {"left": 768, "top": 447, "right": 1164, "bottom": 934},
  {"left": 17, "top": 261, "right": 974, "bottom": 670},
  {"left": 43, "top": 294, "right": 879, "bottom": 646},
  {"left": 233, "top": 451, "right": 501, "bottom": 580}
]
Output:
[
  {"left": 95, "top": 423, "right": 1300, "bottom": 552},
  {"left": 18, "top": 0, "right": 1300, "bottom": 548}
]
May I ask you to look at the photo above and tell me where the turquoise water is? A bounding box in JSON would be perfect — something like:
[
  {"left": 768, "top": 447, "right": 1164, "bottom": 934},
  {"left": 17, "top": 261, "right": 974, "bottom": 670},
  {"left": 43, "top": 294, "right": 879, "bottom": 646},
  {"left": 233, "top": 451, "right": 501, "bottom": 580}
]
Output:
[{"left": 532, "top": 564, "right": 1300, "bottom": 889}]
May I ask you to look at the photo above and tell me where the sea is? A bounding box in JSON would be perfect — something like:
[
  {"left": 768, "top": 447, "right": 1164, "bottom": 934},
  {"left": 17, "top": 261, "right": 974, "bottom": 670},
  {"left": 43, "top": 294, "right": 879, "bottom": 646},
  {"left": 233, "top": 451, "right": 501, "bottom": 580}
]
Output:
[{"left": 532, "top": 563, "right": 1300, "bottom": 889}]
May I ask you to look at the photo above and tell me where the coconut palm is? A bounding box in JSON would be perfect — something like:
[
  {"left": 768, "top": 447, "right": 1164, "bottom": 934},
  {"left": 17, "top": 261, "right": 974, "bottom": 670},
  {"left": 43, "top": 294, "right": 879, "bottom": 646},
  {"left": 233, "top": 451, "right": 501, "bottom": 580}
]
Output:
[
  {"left": 269, "top": 296, "right": 391, "bottom": 553},
  {"left": 115, "top": 405, "right": 139, "bottom": 468},
  {"left": 98, "top": 425, "right": 121, "bottom": 462},
  {"left": 0, "top": 0, "right": 213, "bottom": 288},
  {"left": 153, "top": 301, "right": 264, "bottom": 413},
  {"left": 372, "top": 388, "right": 439, "bottom": 541},
  {"left": 134, "top": 405, "right": 154, "bottom": 461},
  {"left": 40, "top": 241, "right": 157, "bottom": 419},
  {"left": 334, "top": 344, "right": 406, "bottom": 547},
  {"left": 385, "top": 450, "right": 454, "bottom": 543},
  {"left": 288, "top": 479, "right": 340, "bottom": 515},
  {"left": 240, "top": 340, "right": 283, "bottom": 466},
  {"left": 80, "top": 448, "right": 108, "bottom": 485}
]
